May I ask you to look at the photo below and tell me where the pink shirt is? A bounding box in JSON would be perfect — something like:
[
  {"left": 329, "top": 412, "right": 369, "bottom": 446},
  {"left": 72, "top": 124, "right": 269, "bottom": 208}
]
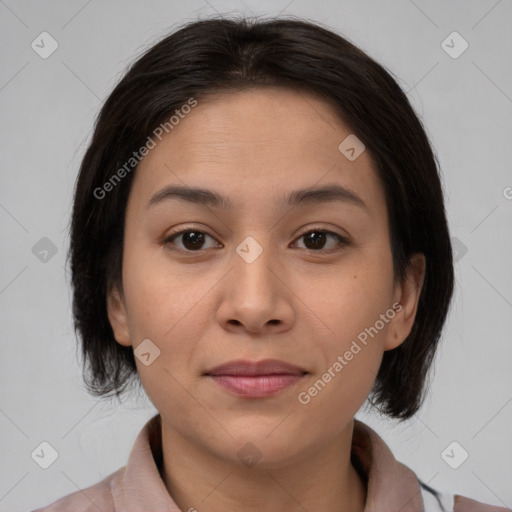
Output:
[{"left": 31, "top": 414, "right": 510, "bottom": 512}]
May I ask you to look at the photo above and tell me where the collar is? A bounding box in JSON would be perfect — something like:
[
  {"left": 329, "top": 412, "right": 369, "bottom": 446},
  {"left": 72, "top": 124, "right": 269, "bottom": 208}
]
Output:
[
  {"left": 351, "top": 419, "right": 423, "bottom": 511},
  {"left": 112, "top": 413, "right": 424, "bottom": 511}
]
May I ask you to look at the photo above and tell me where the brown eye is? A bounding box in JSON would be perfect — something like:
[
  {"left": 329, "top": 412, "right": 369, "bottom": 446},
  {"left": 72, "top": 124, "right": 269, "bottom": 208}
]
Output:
[
  {"left": 293, "top": 229, "right": 348, "bottom": 252},
  {"left": 165, "top": 229, "right": 221, "bottom": 252}
]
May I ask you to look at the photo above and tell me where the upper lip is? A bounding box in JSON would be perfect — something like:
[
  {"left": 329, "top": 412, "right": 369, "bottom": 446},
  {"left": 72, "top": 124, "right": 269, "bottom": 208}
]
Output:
[{"left": 205, "top": 359, "right": 307, "bottom": 376}]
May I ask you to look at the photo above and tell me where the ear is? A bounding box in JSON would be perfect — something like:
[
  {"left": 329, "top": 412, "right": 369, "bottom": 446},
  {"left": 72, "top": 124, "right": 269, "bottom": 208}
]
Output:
[
  {"left": 106, "top": 284, "right": 132, "bottom": 347},
  {"left": 384, "top": 253, "right": 426, "bottom": 351}
]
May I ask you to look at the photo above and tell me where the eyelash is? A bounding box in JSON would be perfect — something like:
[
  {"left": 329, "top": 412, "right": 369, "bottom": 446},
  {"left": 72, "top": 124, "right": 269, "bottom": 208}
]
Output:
[{"left": 163, "top": 226, "right": 349, "bottom": 254}]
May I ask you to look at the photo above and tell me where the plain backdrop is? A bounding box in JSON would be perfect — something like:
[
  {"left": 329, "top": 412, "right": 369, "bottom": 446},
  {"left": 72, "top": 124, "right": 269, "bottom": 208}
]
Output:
[{"left": 0, "top": 1, "right": 511, "bottom": 511}]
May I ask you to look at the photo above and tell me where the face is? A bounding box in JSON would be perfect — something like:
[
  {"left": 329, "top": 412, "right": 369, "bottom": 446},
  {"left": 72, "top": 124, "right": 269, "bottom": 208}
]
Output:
[{"left": 107, "top": 87, "right": 425, "bottom": 468}]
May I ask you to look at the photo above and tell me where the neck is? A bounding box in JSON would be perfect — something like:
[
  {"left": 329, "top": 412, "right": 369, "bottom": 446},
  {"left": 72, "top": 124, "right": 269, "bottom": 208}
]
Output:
[{"left": 160, "top": 418, "right": 367, "bottom": 512}]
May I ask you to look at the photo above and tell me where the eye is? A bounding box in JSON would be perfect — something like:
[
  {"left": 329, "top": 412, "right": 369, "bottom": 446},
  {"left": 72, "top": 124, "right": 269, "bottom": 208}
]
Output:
[
  {"left": 163, "top": 227, "right": 349, "bottom": 253},
  {"left": 292, "top": 228, "right": 349, "bottom": 252},
  {"left": 164, "top": 228, "right": 222, "bottom": 252}
]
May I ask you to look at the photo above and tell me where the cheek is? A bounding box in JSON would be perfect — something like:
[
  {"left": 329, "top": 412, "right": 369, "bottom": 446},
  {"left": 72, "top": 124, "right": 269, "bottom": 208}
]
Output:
[
  {"left": 296, "top": 254, "right": 394, "bottom": 340},
  {"left": 122, "top": 242, "right": 205, "bottom": 337},
  {"left": 122, "top": 250, "right": 218, "bottom": 389},
  {"left": 293, "top": 255, "right": 393, "bottom": 408},
  {"left": 296, "top": 332, "right": 384, "bottom": 425}
]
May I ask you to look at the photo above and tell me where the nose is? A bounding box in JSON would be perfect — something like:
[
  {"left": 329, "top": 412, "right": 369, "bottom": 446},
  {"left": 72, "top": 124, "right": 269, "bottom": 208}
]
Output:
[{"left": 216, "top": 241, "right": 295, "bottom": 335}]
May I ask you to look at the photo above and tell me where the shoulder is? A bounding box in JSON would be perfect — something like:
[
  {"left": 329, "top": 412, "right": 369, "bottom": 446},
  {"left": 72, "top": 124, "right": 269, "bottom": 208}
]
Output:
[
  {"left": 419, "top": 480, "right": 511, "bottom": 512},
  {"left": 29, "top": 466, "right": 125, "bottom": 512},
  {"left": 453, "top": 494, "right": 511, "bottom": 512}
]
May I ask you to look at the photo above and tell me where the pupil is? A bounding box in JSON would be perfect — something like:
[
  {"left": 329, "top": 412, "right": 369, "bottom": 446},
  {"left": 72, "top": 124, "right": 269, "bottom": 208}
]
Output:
[
  {"left": 183, "top": 231, "right": 204, "bottom": 250},
  {"left": 305, "top": 231, "right": 325, "bottom": 249}
]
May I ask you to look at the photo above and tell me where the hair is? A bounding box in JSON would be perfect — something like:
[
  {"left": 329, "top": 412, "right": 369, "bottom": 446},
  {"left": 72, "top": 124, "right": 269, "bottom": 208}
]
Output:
[{"left": 67, "top": 15, "right": 454, "bottom": 421}]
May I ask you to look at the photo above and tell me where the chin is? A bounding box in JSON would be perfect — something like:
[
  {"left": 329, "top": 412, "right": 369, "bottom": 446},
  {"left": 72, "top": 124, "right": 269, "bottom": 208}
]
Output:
[{"left": 215, "top": 426, "right": 312, "bottom": 470}]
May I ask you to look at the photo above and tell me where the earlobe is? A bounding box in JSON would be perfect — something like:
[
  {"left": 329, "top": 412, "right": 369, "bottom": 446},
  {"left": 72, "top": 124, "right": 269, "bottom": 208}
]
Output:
[
  {"left": 106, "top": 284, "right": 132, "bottom": 347},
  {"left": 384, "top": 253, "right": 426, "bottom": 351}
]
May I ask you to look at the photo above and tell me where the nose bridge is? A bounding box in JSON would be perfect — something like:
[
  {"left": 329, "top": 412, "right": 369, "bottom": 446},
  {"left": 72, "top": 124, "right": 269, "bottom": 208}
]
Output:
[
  {"left": 233, "top": 234, "right": 275, "bottom": 294},
  {"left": 216, "top": 229, "right": 295, "bottom": 334}
]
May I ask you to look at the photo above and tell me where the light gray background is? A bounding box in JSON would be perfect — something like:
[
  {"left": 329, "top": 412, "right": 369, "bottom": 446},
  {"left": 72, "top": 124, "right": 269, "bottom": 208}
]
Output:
[{"left": 1, "top": 1, "right": 511, "bottom": 511}]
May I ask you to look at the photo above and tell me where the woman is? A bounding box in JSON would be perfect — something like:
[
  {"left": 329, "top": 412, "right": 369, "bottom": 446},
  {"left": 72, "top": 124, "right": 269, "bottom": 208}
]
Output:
[{"left": 32, "top": 15, "right": 510, "bottom": 512}]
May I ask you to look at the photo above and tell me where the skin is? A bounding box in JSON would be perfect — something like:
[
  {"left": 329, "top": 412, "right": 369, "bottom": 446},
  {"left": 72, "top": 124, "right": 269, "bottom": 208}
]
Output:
[{"left": 107, "top": 87, "right": 426, "bottom": 512}]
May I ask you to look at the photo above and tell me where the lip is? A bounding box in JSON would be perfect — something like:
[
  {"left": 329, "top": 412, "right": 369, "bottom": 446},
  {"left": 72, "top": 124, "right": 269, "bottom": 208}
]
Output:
[{"left": 205, "top": 359, "right": 308, "bottom": 398}]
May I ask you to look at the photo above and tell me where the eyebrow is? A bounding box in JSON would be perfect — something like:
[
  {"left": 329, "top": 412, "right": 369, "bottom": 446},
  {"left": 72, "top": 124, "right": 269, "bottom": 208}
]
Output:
[{"left": 145, "top": 183, "right": 367, "bottom": 211}]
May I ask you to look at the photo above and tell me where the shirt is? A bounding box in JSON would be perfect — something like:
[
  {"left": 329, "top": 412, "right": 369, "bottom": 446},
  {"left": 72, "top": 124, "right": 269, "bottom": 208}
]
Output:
[{"left": 31, "top": 413, "right": 510, "bottom": 512}]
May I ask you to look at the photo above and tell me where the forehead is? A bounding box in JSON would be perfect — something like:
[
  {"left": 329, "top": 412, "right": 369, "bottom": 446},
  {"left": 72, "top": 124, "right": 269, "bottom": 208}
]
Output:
[{"left": 130, "top": 87, "right": 386, "bottom": 219}]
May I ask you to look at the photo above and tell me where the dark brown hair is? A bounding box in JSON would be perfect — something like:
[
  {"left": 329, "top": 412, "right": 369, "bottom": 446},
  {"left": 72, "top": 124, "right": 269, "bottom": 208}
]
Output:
[{"left": 67, "top": 15, "right": 454, "bottom": 421}]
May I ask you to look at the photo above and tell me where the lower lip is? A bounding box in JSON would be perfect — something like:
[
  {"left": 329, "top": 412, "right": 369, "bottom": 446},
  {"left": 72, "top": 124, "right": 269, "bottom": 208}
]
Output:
[{"left": 208, "top": 374, "right": 305, "bottom": 398}]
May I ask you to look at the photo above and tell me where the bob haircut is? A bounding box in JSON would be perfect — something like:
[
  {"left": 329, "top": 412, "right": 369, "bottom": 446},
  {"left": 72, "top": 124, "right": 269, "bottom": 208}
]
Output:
[{"left": 67, "top": 15, "right": 454, "bottom": 421}]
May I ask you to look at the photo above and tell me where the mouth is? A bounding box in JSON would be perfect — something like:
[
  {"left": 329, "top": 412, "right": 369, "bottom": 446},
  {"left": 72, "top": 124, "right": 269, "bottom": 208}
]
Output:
[{"left": 204, "top": 359, "right": 308, "bottom": 398}]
